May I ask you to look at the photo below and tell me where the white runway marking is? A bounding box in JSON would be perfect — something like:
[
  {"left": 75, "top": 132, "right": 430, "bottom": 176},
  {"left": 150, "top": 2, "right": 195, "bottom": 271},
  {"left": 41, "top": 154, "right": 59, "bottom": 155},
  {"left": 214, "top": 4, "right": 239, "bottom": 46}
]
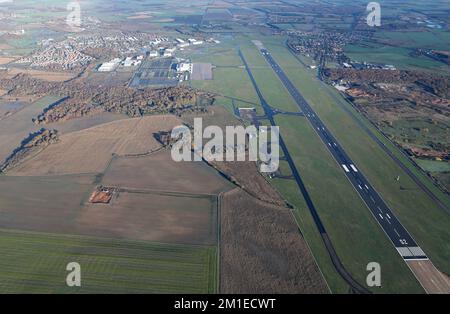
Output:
[
  {"left": 342, "top": 165, "right": 350, "bottom": 172},
  {"left": 350, "top": 164, "right": 358, "bottom": 172}
]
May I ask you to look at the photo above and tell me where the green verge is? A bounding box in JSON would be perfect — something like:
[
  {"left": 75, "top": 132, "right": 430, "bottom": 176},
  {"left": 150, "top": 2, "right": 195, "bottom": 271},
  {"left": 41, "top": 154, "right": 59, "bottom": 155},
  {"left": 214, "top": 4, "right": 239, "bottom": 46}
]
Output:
[
  {"left": 263, "top": 39, "right": 450, "bottom": 275},
  {"left": 0, "top": 229, "right": 217, "bottom": 294}
]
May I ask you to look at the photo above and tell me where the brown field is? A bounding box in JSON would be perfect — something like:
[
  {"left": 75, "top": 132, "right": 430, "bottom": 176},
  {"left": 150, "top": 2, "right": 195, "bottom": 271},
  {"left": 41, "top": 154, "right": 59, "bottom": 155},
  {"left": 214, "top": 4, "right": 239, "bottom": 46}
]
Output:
[
  {"left": 47, "top": 112, "right": 128, "bottom": 135},
  {"left": 78, "top": 191, "right": 217, "bottom": 244},
  {"left": 0, "top": 57, "right": 17, "bottom": 65},
  {"left": 102, "top": 150, "right": 234, "bottom": 195},
  {"left": 6, "top": 68, "right": 77, "bottom": 82},
  {"left": 0, "top": 175, "right": 93, "bottom": 234},
  {"left": 0, "top": 175, "right": 216, "bottom": 244},
  {"left": 220, "top": 188, "right": 329, "bottom": 294},
  {"left": 8, "top": 115, "right": 182, "bottom": 176},
  {"left": 0, "top": 89, "right": 7, "bottom": 96},
  {"left": 211, "top": 159, "right": 286, "bottom": 206}
]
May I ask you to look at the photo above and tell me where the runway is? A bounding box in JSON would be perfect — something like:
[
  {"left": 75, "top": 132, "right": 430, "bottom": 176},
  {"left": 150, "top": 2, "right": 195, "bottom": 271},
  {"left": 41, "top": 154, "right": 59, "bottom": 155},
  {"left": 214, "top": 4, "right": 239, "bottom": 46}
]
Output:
[
  {"left": 258, "top": 47, "right": 428, "bottom": 262},
  {"left": 238, "top": 49, "right": 370, "bottom": 294}
]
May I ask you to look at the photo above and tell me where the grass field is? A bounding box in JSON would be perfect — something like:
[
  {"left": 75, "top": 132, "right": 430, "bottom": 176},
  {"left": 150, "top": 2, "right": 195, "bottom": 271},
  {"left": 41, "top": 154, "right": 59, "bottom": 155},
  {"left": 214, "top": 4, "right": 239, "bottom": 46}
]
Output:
[
  {"left": 414, "top": 159, "right": 450, "bottom": 173},
  {"left": 0, "top": 229, "right": 217, "bottom": 293},
  {"left": 344, "top": 42, "right": 450, "bottom": 74},
  {"left": 192, "top": 67, "right": 261, "bottom": 106},
  {"left": 374, "top": 30, "right": 450, "bottom": 51}
]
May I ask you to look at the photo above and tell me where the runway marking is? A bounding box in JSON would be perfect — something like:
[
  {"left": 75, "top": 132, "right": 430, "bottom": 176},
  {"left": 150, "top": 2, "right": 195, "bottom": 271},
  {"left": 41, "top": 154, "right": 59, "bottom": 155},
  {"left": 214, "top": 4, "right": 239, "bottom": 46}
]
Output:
[
  {"left": 365, "top": 184, "right": 369, "bottom": 190},
  {"left": 378, "top": 214, "right": 383, "bottom": 219},
  {"left": 350, "top": 164, "right": 358, "bottom": 172},
  {"left": 377, "top": 206, "right": 383, "bottom": 213},
  {"left": 358, "top": 185, "right": 362, "bottom": 190},
  {"left": 342, "top": 165, "right": 350, "bottom": 172},
  {"left": 386, "top": 213, "right": 391, "bottom": 219},
  {"left": 328, "top": 143, "right": 331, "bottom": 147},
  {"left": 394, "top": 228, "right": 400, "bottom": 237},
  {"left": 370, "top": 196, "right": 375, "bottom": 203}
]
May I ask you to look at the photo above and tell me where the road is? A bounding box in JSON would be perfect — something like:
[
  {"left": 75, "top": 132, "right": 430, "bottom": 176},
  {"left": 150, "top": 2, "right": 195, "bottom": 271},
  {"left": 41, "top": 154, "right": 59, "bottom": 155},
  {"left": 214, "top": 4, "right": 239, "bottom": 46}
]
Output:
[
  {"left": 238, "top": 48, "right": 370, "bottom": 294},
  {"left": 258, "top": 47, "right": 428, "bottom": 262}
]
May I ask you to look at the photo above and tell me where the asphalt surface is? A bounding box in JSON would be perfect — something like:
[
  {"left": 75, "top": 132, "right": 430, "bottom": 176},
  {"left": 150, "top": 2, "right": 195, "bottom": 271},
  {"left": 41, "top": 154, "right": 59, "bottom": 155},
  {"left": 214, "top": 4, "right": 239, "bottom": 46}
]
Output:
[
  {"left": 259, "top": 47, "right": 428, "bottom": 261},
  {"left": 238, "top": 49, "right": 370, "bottom": 294}
]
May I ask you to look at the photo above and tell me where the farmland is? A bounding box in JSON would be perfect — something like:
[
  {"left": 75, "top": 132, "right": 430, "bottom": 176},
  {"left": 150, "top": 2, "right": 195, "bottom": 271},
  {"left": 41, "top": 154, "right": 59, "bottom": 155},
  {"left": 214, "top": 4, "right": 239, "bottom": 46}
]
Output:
[
  {"left": 102, "top": 150, "right": 233, "bottom": 195},
  {"left": 79, "top": 191, "right": 217, "bottom": 245},
  {"left": 0, "top": 229, "right": 217, "bottom": 293},
  {"left": 8, "top": 115, "right": 182, "bottom": 176}
]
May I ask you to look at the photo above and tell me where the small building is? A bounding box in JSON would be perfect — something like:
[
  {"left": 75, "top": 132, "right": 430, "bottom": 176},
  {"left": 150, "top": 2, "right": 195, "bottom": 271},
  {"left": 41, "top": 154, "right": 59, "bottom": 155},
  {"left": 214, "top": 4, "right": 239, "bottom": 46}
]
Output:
[
  {"left": 123, "top": 57, "right": 133, "bottom": 67},
  {"left": 177, "top": 62, "right": 192, "bottom": 73},
  {"left": 98, "top": 58, "right": 122, "bottom": 72},
  {"left": 149, "top": 51, "right": 159, "bottom": 57}
]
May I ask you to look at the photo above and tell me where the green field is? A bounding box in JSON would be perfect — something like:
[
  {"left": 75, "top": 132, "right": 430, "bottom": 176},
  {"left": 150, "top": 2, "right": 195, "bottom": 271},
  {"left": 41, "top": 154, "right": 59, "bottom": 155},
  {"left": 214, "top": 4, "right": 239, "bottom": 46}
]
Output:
[
  {"left": 415, "top": 159, "right": 450, "bottom": 173},
  {"left": 374, "top": 30, "right": 450, "bottom": 51},
  {"left": 0, "top": 229, "right": 217, "bottom": 294},
  {"left": 344, "top": 42, "right": 449, "bottom": 74},
  {"left": 192, "top": 67, "right": 259, "bottom": 105}
]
